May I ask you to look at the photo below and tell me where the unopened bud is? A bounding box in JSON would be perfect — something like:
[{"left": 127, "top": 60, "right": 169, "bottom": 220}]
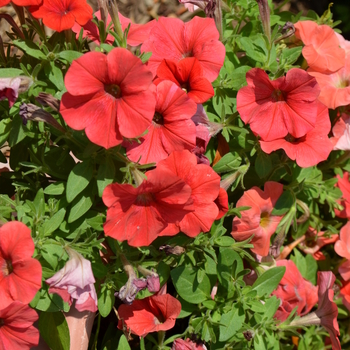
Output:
[{"left": 35, "top": 92, "right": 60, "bottom": 111}]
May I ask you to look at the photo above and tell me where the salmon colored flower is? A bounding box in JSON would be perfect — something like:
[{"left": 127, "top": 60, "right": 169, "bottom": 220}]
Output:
[
  {"left": 154, "top": 58, "right": 214, "bottom": 104},
  {"left": 294, "top": 21, "right": 345, "bottom": 74},
  {"left": 30, "top": 0, "right": 93, "bottom": 32},
  {"left": 231, "top": 181, "right": 284, "bottom": 257},
  {"left": 259, "top": 101, "right": 332, "bottom": 167},
  {"left": 335, "top": 32, "right": 350, "bottom": 57},
  {"left": 215, "top": 188, "right": 229, "bottom": 220},
  {"left": 335, "top": 221, "right": 350, "bottom": 281},
  {"left": 273, "top": 260, "right": 318, "bottom": 322},
  {"left": 72, "top": 12, "right": 155, "bottom": 46},
  {"left": 290, "top": 271, "right": 341, "bottom": 350},
  {"left": 172, "top": 338, "right": 207, "bottom": 350},
  {"left": 340, "top": 280, "right": 350, "bottom": 311},
  {"left": 298, "top": 227, "right": 338, "bottom": 261},
  {"left": 141, "top": 16, "right": 225, "bottom": 82},
  {"left": 118, "top": 294, "right": 181, "bottom": 337},
  {"left": 331, "top": 113, "right": 350, "bottom": 150},
  {"left": 157, "top": 150, "right": 221, "bottom": 237},
  {"left": 0, "top": 301, "right": 39, "bottom": 350},
  {"left": 334, "top": 172, "right": 350, "bottom": 219},
  {"left": 125, "top": 81, "right": 197, "bottom": 165},
  {"left": 237, "top": 68, "right": 320, "bottom": 141},
  {"left": 60, "top": 48, "right": 155, "bottom": 149},
  {"left": 102, "top": 166, "right": 194, "bottom": 247},
  {"left": 0, "top": 221, "right": 42, "bottom": 309},
  {"left": 46, "top": 247, "right": 98, "bottom": 312},
  {"left": 308, "top": 58, "right": 350, "bottom": 109}
]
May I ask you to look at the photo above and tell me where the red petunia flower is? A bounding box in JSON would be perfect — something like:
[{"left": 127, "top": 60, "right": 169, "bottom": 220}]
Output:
[
  {"left": 334, "top": 172, "right": 350, "bottom": 219},
  {"left": 141, "top": 16, "right": 225, "bottom": 82},
  {"left": 237, "top": 68, "right": 320, "bottom": 141},
  {"left": 30, "top": 0, "right": 93, "bottom": 32},
  {"left": 72, "top": 12, "right": 156, "bottom": 46},
  {"left": 0, "top": 221, "right": 42, "bottom": 309},
  {"left": 294, "top": 21, "right": 345, "bottom": 74},
  {"left": 60, "top": 48, "right": 155, "bottom": 149},
  {"left": 117, "top": 293, "right": 181, "bottom": 337},
  {"left": 340, "top": 280, "right": 350, "bottom": 312},
  {"left": 172, "top": 338, "right": 207, "bottom": 350},
  {"left": 214, "top": 188, "right": 229, "bottom": 220},
  {"left": 290, "top": 272, "right": 341, "bottom": 350},
  {"left": 335, "top": 221, "right": 350, "bottom": 281},
  {"left": 308, "top": 57, "right": 350, "bottom": 110},
  {"left": 125, "top": 81, "right": 197, "bottom": 165},
  {"left": 0, "top": 301, "right": 39, "bottom": 350},
  {"left": 298, "top": 227, "right": 338, "bottom": 261},
  {"left": 154, "top": 58, "right": 214, "bottom": 103},
  {"left": 157, "top": 150, "right": 222, "bottom": 237},
  {"left": 273, "top": 260, "right": 318, "bottom": 322},
  {"left": 231, "top": 181, "right": 284, "bottom": 257},
  {"left": 102, "top": 166, "right": 194, "bottom": 247},
  {"left": 0, "top": 0, "right": 41, "bottom": 7},
  {"left": 259, "top": 101, "right": 333, "bottom": 167}
]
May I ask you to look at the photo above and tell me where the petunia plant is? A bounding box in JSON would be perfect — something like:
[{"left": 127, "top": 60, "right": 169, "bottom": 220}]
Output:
[{"left": 0, "top": 0, "right": 350, "bottom": 349}]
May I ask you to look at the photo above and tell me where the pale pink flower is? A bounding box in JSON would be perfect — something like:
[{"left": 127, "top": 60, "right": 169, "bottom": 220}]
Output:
[
  {"left": 46, "top": 247, "right": 98, "bottom": 312},
  {"left": 0, "top": 77, "right": 21, "bottom": 108},
  {"left": 331, "top": 114, "right": 350, "bottom": 151}
]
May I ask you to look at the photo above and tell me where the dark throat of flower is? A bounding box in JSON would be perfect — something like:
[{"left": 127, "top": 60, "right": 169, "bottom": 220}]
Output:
[
  {"left": 0, "top": 318, "right": 4, "bottom": 327},
  {"left": 153, "top": 112, "right": 164, "bottom": 125},
  {"left": 260, "top": 211, "right": 270, "bottom": 228},
  {"left": 105, "top": 84, "right": 122, "bottom": 98},
  {"left": 1, "top": 259, "right": 13, "bottom": 276},
  {"left": 271, "top": 89, "right": 285, "bottom": 102}
]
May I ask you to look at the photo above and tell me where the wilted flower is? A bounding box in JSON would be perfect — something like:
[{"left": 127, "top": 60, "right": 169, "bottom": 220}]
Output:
[
  {"left": 0, "top": 77, "right": 21, "bottom": 108},
  {"left": 0, "top": 301, "right": 39, "bottom": 350},
  {"left": 46, "top": 247, "right": 98, "bottom": 312},
  {"left": 0, "top": 221, "right": 42, "bottom": 309}
]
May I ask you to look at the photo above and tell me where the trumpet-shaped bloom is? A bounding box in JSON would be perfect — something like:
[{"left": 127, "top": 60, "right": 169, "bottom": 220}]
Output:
[
  {"left": 237, "top": 68, "right": 320, "bottom": 141},
  {"left": 102, "top": 166, "right": 194, "bottom": 247},
  {"left": 155, "top": 58, "right": 214, "bottom": 103},
  {"left": 294, "top": 21, "right": 345, "bottom": 74},
  {"left": 125, "top": 81, "right": 197, "bottom": 165},
  {"left": 298, "top": 227, "right": 338, "bottom": 261},
  {"left": 157, "top": 150, "right": 221, "bottom": 237},
  {"left": 331, "top": 113, "right": 350, "bottom": 150},
  {"left": 308, "top": 58, "right": 350, "bottom": 109},
  {"left": 60, "top": 48, "right": 155, "bottom": 149},
  {"left": 72, "top": 12, "right": 155, "bottom": 46},
  {"left": 46, "top": 248, "right": 98, "bottom": 312},
  {"left": 30, "top": 0, "right": 93, "bottom": 32},
  {"left": 273, "top": 260, "right": 318, "bottom": 321},
  {"left": 118, "top": 294, "right": 181, "bottom": 337},
  {"left": 0, "top": 221, "right": 42, "bottom": 309},
  {"left": 334, "top": 172, "right": 350, "bottom": 219},
  {"left": 335, "top": 221, "right": 350, "bottom": 281},
  {"left": 260, "top": 101, "right": 333, "bottom": 167},
  {"left": 0, "top": 301, "right": 39, "bottom": 350},
  {"left": 231, "top": 181, "right": 284, "bottom": 257},
  {"left": 141, "top": 16, "right": 225, "bottom": 82}
]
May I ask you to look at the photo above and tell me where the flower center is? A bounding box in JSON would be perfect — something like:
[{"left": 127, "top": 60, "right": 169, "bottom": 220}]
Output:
[
  {"left": 136, "top": 193, "right": 155, "bottom": 206},
  {"left": 0, "top": 318, "right": 4, "bottom": 327},
  {"left": 337, "top": 79, "right": 350, "bottom": 89},
  {"left": 260, "top": 211, "right": 270, "bottom": 228},
  {"left": 271, "top": 89, "right": 285, "bottom": 102},
  {"left": 153, "top": 112, "right": 164, "bottom": 125},
  {"left": 105, "top": 84, "right": 122, "bottom": 98},
  {"left": 2, "top": 259, "right": 13, "bottom": 276}
]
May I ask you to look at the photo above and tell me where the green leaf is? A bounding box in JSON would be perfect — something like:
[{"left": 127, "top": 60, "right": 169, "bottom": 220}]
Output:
[
  {"left": 66, "top": 161, "right": 94, "bottom": 203},
  {"left": 252, "top": 266, "right": 286, "bottom": 297},
  {"left": 98, "top": 288, "right": 115, "bottom": 317},
  {"left": 8, "top": 115, "right": 26, "bottom": 147},
  {"left": 58, "top": 50, "right": 83, "bottom": 63},
  {"left": 42, "top": 208, "right": 66, "bottom": 236},
  {"left": 13, "top": 39, "right": 46, "bottom": 60},
  {"left": 219, "top": 306, "right": 245, "bottom": 342},
  {"left": 282, "top": 46, "right": 302, "bottom": 65},
  {"left": 44, "top": 182, "right": 65, "bottom": 195},
  {"left": 41, "top": 243, "right": 64, "bottom": 269},
  {"left": 271, "top": 190, "right": 294, "bottom": 216},
  {"left": 212, "top": 152, "right": 242, "bottom": 173},
  {"left": 230, "top": 66, "right": 251, "bottom": 90},
  {"left": 217, "top": 248, "right": 243, "bottom": 289},
  {"left": 46, "top": 62, "right": 64, "bottom": 90},
  {"left": 171, "top": 265, "right": 211, "bottom": 304},
  {"left": 96, "top": 158, "right": 115, "bottom": 197},
  {"left": 0, "top": 68, "right": 23, "bottom": 77},
  {"left": 239, "top": 35, "right": 267, "bottom": 62},
  {"left": 33, "top": 188, "right": 45, "bottom": 218},
  {"left": 117, "top": 335, "right": 131, "bottom": 350},
  {"left": 0, "top": 118, "right": 12, "bottom": 146},
  {"left": 291, "top": 249, "right": 318, "bottom": 285},
  {"left": 68, "top": 185, "right": 94, "bottom": 223},
  {"left": 255, "top": 152, "right": 272, "bottom": 178},
  {"left": 38, "top": 312, "right": 70, "bottom": 350}
]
